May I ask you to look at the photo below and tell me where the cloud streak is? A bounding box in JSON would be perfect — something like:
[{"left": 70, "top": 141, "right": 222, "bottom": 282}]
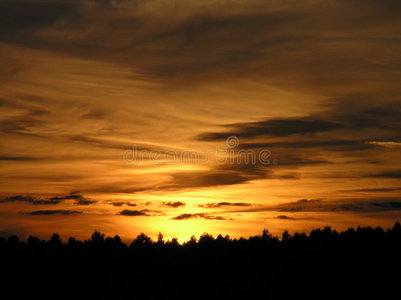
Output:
[
  {"left": 0, "top": 192, "right": 97, "bottom": 206},
  {"left": 232, "top": 198, "right": 401, "bottom": 214},
  {"left": 119, "top": 210, "right": 149, "bottom": 217},
  {"left": 371, "top": 170, "right": 401, "bottom": 179},
  {"left": 24, "top": 210, "right": 83, "bottom": 216},
  {"left": 172, "top": 213, "right": 232, "bottom": 220},
  {"left": 108, "top": 201, "right": 137, "bottom": 207},
  {"left": 162, "top": 201, "right": 186, "bottom": 208},
  {"left": 199, "top": 202, "right": 252, "bottom": 208},
  {"left": 118, "top": 209, "right": 164, "bottom": 217},
  {"left": 198, "top": 118, "right": 343, "bottom": 140}
]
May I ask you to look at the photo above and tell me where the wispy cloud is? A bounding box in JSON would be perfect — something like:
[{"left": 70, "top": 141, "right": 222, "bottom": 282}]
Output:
[
  {"left": 276, "top": 215, "right": 306, "bottom": 220},
  {"left": 370, "top": 170, "right": 401, "bottom": 179},
  {"left": 118, "top": 209, "right": 164, "bottom": 217},
  {"left": 0, "top": 192, "right": 97, "bottom": 206},
  {"left": 232, "top": 198, "right": 401, "bottom": 214},
  {"left": 341, "top": 187, "right": 401, "bottom": 193},
  {"left": 199, "top": 202, "right": 252, "bottom": 208},
  {"left": 172, "top": 213, "right": 232, "bottom": 220},
  {"left": 0, "top": 195, "right": 61, "bottom": 205},
  {"left": 24, "top": 210, "right": 83, "bottom": 216},
  {"left": 162, "top": 201, "right": 186, "bottom": 208},
  {"left": 119, "top": 210, "right": 149, "bottom": 217},
  {"left": 108, "top": 201, "right": 137, "bottom": 207},
  {"left": 197, "top": 118, "right": 343, "bottom": 140}
]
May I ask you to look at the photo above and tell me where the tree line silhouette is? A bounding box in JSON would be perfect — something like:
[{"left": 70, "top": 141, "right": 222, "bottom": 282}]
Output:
[{"left": 1, "top": 223, "right": 401, "bottom": 299}]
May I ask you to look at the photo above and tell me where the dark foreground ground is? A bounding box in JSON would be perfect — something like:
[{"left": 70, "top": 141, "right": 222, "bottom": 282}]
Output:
[{"left": 1, "top": 223, "right": 401, "bottom": 299}]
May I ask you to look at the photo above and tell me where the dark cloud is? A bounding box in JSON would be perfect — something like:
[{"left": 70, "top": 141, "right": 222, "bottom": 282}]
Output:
[
  {"left": 371, "top": 170, "right": 401, "bottom": 179},
  {"left": 0, "top": 0, "right": 399, "bottom": 90},
  {"left": 119, "top": 210, "right": 148, "bottom": 217},
  {"left": 0, "top": 113, "right": 44, "bottom": 134},
  {"left": 275, "top": 215, "right": 311, "bottom": 220},
  {"left": 24, "top": 210, "right": 83, "bottom": 216},
  {"left": 271, "top": 198, "right": 325, "bottom": 212},
  {"left": 0, "top": 192, "right": 97, "bottom": 205},
  {"left": 114, "top": 0, "right": 399, "bottom": 87},
  {"left": 342, "top": 187, "right": 401, "bottom": 193},
  {"left": 197, "top": 103, "right": 401, "bottom": 152},
  {"left": 119, "top": 209, "right": 149, "bottom": 217},
  {"left": 171, "top": 213, "right": 200, "bottom": 220},
  {"left": 168, "top": 171, "right": 249, "bottom": 189},
  {"left": 328, "top": 201, "right": 401, "bottom": 212},
  {"left": 0, "top": 156, "right": 37, "bottom": 161},
  {"left": 276, "top": 215, "right": 297, "bottom": 220},
  {"left": 109, "top": 201, "right": 137, "bottom": 207},
  {"left": 199, "top": 202, "right": 252, "bottom": 208},
  {"left": 239, "top": 139, "right": 379, "bottom": 152},
  {"left": 0, "top": 0, "right": 79, "bottom": 44},
  {"left": 191, "top": 103, "right": 394, "bottom": 179},
  {"left": 75, "top": 199, "right": 98, "bottom": 205},
  {"left": 162, "top": 201, "right": 185, "bottom": 208},
  {"left": 49, "top": 192, "right": 97, "bottom": 205},
  {"left": 232, "top": 198, "right": 401, "bottom": 214},
  {"left": 172, "top": 213, "right": 231, "bottom": 221},
  {"left": 198, "top": 118, "right": 343, "bottom": 140},
  {"left": 0, "top": 195, "right": 62, "bottom": 205},
  {"left": 118, "top": 209, "right": 164, "bottom": 217},
  {"left": 334, "top": 103, "right": 401, "bottom": 133},
  {"left": 370, "top": 201, "right": 401, "bottom": 210},
  {"left": 194, "top": 102, "right": 401, "bottom": 176}
]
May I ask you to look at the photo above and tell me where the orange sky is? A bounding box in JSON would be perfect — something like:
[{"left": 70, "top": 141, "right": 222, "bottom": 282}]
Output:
[{"left": 1, "top": 0, "right": 401, "bottom": 242}]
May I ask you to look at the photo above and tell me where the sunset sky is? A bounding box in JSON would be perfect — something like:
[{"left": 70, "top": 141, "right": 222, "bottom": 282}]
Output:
[{"left": 1, "top": 0, "right": 401, "bottom": 242}]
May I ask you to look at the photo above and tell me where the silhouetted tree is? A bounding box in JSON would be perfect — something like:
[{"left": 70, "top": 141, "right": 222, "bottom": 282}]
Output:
[
  {"left": 0, "top": 237, "right": 6, "bottom": 249},
  {"left": 392, "top": 222, "right": 401, "bottom": 235},
  {"left": 113, "top": 235, "right": 124, "bottom": 247},
  {"left": 183, "top": 235, "right": 197, "bottom": 248},
  {"left": 262, "top": 229, "right": 271, "bottom": 240},
  {"left": 8, "top": 235, "right": 20, "bottom": 247},
  {"left": 198, "top": 233, "right": 214, "bottom": 247},
  {"left": 90, "top": 230, "right": 105, "bottom": 245},
  {"left": 1, "top": 222, "right": 401, "bottom": 299},
  {"left": 67, "top": 237, "right": 81, "bottom": 248},
  {"left": 282, "top": 230, "right": 291, "bottom": 242},
  {"left": 157, "top": 232, "right": 165, "bottom": 245},
  {"left": 130, "top": 233, "right": 152, "bottom": 248},
  {"left": 49, "top": 233, "right": 62, "bottom": 245},
  {"left": 27, "top": 236, "right": 41, "bottom": 247}
]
